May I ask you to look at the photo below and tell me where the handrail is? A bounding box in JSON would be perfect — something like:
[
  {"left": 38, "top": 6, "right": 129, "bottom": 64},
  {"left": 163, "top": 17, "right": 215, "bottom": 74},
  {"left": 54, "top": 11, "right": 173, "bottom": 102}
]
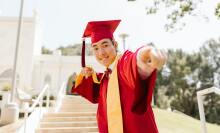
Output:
[
  {"left": 26, "top": 84, "right": 49, "bottom": 113},
  {"left": 197, "top": 86, "right": 220, "bottom": 133},
  {"left": 54, "top": 82, "right": 66, "bottom": 112},
  {"left": 197, "top": 86, "right": 220, "bottom": 96},
  {"left": 23, "top": 84, "right": 49, "bottom": 133},
  {"left": 15, "top": 87, "right": 33, "bottom": 104},
  {"left": 57, "top": 82, "right": 66, "bottom": 99},
  {"left": 21, "top": 82, "right": 65, "bottom": 132}
]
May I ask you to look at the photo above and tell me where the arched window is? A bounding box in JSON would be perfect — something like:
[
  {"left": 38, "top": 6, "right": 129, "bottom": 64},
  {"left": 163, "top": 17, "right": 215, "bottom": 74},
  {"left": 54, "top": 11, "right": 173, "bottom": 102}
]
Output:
[
  {"left": 44, "top": 74, "right": 51, "bottom": 87},
  {"left": 66, "top": 72, "right": 77, "bottom": 95},
  {"left": 0, "top": 68, "right": 19, "bottom": 90}
]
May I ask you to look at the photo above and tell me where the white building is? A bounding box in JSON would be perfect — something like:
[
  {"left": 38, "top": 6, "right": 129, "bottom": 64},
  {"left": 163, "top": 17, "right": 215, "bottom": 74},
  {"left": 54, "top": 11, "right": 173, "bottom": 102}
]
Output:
[
  {"left": 32, "top": 53, "right": 104, "bottom": 95},
  {"left": 0, "top": 14, "right": 103, "bottom": 96},
  {"left": 0, "top": 13, "right": 41, "bottom": 91}
]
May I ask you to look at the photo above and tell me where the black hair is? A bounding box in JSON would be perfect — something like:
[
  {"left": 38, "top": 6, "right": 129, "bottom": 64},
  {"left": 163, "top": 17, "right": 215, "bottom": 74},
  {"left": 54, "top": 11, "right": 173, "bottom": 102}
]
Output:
[{"left": 110, "top": 39, "right": 118, "bottom": 53}]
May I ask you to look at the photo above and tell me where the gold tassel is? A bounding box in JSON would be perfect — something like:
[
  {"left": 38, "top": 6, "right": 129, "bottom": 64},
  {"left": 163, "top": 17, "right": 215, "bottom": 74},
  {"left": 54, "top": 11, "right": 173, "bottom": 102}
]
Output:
[{"left": 75, "top": 67, "right": 105, "bottom": 88}]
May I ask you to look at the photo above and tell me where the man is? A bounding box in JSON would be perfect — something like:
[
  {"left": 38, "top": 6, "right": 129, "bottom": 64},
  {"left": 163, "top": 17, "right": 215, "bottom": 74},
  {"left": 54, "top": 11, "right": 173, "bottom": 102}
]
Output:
[{"left": 72, "top": 20, "right": 166, "bottom": 133}]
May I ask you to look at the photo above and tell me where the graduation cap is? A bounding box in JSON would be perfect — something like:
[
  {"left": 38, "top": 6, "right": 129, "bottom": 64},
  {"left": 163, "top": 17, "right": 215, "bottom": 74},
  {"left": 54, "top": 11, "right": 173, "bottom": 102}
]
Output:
[{"left": 81, "top": 20, "right": 121, "bottom": 67}]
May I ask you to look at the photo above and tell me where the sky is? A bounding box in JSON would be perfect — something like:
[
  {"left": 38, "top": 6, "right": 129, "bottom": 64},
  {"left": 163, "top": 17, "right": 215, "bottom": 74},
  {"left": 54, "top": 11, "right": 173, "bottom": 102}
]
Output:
[{"left": 0, "top": 0, "right": 220, "bottom": 53}]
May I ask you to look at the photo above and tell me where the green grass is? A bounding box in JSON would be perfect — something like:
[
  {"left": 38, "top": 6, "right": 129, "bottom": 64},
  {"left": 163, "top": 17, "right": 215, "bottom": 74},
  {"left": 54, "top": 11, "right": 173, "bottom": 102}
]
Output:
[{"left": 154, "top": 108, "right": 220, "bottom": 133}]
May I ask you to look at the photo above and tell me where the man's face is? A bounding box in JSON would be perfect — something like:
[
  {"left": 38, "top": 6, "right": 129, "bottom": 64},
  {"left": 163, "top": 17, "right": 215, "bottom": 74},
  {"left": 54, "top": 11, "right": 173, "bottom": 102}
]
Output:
[{"left": 92, "top": 38, "right": 117, "bottom": 67}]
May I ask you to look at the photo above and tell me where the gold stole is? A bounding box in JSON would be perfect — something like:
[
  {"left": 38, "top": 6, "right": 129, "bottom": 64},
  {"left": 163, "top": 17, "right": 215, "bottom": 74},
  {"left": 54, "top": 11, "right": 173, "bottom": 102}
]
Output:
[{"left": 107, "top": 56, "right": 123, "bottom": 133}]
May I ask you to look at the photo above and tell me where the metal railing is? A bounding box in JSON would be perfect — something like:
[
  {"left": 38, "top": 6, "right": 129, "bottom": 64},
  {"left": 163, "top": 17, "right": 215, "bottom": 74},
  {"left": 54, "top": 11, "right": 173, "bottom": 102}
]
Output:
[
  {"left": 54, "top": 82, "right": 66, "bottom": 112},
  {"left": 17, "top": 81, "right": 66, "bottom": 133},
  {"left": 22, "top": 84, "right": 49, "bottom": 133},
  {"left": 197, "top": 86, "right": 220, "bottom": 133}
]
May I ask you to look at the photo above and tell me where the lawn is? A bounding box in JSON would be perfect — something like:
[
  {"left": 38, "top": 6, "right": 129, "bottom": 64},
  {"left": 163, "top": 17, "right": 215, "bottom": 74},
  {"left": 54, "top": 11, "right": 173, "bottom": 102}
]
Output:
[{"left": 154, "top": 108, "right": 220, "bottom": 133}]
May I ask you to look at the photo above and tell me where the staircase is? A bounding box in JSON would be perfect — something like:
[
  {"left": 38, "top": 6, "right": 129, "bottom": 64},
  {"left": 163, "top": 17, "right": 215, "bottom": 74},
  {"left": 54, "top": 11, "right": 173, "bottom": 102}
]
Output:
[{"left": 36, "top": 95, "right": 98, "bottom": 133}]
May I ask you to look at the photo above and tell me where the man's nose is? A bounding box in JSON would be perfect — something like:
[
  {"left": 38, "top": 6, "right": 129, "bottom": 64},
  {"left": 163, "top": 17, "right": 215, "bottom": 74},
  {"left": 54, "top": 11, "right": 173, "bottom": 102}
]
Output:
[{"left": 98, "top": 48, "right": 105, "bottom": 56}]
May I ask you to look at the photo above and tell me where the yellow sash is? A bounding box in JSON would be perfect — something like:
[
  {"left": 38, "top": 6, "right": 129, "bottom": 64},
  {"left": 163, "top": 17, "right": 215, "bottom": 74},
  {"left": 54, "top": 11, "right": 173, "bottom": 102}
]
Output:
[{"left": 107, "top": 56, "right": 123, "bottom": 133}]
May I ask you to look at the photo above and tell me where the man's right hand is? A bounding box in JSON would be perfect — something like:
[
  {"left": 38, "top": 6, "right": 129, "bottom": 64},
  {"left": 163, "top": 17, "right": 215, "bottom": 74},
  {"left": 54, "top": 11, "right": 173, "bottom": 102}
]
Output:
[{"left": 81, "top": 67, "right": 94, "bottom": 78}]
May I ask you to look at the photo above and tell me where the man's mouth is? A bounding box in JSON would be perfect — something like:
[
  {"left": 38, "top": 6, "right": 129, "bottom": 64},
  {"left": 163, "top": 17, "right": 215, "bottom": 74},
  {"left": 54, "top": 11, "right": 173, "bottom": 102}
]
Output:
[
  {"left": 99, "top": 56, "right": 110, "bottom": 64},
  {"left": 100, "top": 56, "right": 109, "bottom": 61}
]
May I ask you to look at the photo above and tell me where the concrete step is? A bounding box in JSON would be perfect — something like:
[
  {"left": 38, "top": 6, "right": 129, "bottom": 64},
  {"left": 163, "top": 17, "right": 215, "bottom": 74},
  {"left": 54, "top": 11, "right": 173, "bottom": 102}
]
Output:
[
  {"left": 36, "top": 95, "right": 99, "bottom": 133},
  {"left": 58, "top": 109, "right": 97, "bottom": 112},
  {"left": 36, "top": 126, "right": 98, "bottom": 133},
  {"left": 58, "top": 108, "right": 97, "bottom": 112},
  {"left": 43, "top": 112, "right": 96, "bottom": 117},
  {"left": 61, "top": 100, "right": 95, "bottom": 103},
  {"left": 41, "top": 116, "right": 96, "bottom": 122},
  {"left": 60, "top": 106, "right": 97, "bottom": 110},
  {"left": 62, "top": 96, "right": 89, "bottom": 101},
  {"left": 60, "top": 103, "right": 97, "bottom": 108},
  {"left": 62, "top": 100, "right": 91, "bottom": 104},
  {"left": 40, "top": 121, "right": 97, "bottom": 128},
  {"left": 60, "top": 105, "right": 97, "bottom": 109}
]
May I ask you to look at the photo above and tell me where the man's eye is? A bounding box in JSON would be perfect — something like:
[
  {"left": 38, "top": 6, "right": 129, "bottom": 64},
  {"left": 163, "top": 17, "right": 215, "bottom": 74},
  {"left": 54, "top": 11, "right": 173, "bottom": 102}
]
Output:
[
  {"left": 104, "top": 44, "right": 108, "bottom": 47},
  {"left": 94, "top": 47, "right": 99, "bottom": 51}
]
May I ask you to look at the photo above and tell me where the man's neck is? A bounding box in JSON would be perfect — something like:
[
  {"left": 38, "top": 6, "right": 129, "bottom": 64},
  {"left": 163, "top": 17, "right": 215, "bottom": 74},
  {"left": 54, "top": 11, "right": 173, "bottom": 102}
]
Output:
[{"left": 107, "top": 55, "right": 118, "bottom": 70}]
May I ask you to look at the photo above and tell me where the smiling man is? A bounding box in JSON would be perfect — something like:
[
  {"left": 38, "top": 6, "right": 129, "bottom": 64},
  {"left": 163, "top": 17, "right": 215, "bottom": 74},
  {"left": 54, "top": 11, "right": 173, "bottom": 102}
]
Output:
[{"left": 72, "top": 20, "right": 166, "bottom": 133}]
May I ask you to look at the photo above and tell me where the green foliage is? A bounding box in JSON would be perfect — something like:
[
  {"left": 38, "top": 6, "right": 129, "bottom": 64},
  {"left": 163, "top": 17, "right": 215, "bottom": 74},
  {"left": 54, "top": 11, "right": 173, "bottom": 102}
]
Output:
[
  {"left": 216, "top": 3, "right": 220, "bottom": 18},
  {"left": 41, "top": 43, "right": 93, "bottom": 56},
  {"left": 41, "top": 46, "right": 52, "bottom": 54},
  {"left": 32, "top": 95, "right": 55, "bottom": 100},
  {"left": 57, "top": 43, "right": 93, "bottom": 56},
  {"left": 145, "top": 0, "right": 219, "bottom": 31},
  {"left": 42, "top": 95, "right": 55, "bottom": 100},
  {"left": 155, "top": 38, "right": 220, "bottom": 124},
  {"left": 2, "top": 83, "right": 11, "bottom": 91},
  {"left": 204, "top": 94, "right": 220, "bottom": 124}
]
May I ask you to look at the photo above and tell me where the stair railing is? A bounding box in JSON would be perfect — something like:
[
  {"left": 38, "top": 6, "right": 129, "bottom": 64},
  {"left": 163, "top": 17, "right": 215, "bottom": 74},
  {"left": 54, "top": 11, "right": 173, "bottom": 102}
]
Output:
[
  {"left": 23, "top": 84, "right": 50, "bottom": 133},
  {"left": 197, "top": 86, "right": 220, "bottom": 133},
  {"left": 54, "top": 81, "right": 66, "bottom": 112}
]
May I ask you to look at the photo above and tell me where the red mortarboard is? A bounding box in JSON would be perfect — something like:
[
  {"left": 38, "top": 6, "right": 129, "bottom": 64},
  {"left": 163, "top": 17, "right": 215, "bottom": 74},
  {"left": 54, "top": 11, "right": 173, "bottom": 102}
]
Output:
[{"left": 81, "top": 20, "right": 121, "bottom": 67}]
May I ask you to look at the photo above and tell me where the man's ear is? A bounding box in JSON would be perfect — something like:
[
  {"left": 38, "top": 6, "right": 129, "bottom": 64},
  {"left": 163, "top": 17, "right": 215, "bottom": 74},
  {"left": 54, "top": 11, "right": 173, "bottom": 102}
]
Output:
[{"left": 112, "top": 40, "right": 118, "bottom": 49}]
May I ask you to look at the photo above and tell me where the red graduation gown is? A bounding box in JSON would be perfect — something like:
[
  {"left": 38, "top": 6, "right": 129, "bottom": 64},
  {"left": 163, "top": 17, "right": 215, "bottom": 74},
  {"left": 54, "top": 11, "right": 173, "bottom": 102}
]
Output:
[{"left": 72, "top": 50, "right": 158, "bottom": 133}]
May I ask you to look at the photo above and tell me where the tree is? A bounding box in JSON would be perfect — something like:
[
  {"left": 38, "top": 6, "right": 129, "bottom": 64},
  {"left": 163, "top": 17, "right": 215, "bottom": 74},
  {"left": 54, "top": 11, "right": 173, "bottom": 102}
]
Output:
[
  {"left": 198, "top": 39, "right": 220, "bottom": 124},
  {"left": 155, "top": 38, "right": 220, "bottom": 124},
  {"left": 216, "top": 3, "right": 220, "bottom": 18},
  {"left": 42, "top": 43, "right": 93, "bottom": 56},
  {"left": 41, "top": 46, "right": 52, "bottom": 54},
  {"left": 57, "top": 43, "right": 93, "bottom": 56},
  {"left": 145, "top": 0, "right": 220, "bottom": 31}
]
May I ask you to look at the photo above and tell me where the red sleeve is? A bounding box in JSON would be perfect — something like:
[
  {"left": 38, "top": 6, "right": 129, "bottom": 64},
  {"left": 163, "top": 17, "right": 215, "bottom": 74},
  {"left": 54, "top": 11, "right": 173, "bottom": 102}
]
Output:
[
  {"left": 118, "top": 49, "right": 157, "bottom": 114},
  {"left": 72, "top": 74, "right": 101, "bottom": 104}
]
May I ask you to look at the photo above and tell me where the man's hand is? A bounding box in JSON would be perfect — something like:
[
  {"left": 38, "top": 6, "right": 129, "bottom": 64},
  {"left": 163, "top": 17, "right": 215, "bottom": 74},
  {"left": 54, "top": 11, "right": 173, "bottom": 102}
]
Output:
[
  {"left": 142, "top": 46, "right": 166, "bottom": 70},
  {"left": 81, "top": 67, "right": 94, "bottom": 78},
  {"left": 137, "top": 45, "right": 167, "bottom": 79}
]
